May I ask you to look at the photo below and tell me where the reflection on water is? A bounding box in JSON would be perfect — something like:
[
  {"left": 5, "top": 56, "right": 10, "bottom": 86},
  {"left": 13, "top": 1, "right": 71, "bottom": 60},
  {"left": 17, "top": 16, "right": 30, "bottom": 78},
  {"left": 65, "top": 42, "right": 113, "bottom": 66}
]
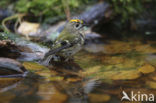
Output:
[
  {"left": 0, "top": 39, "right": 156, "bottom": 103},
  {"left": 0, "top": 73, "right": 101, "bottom": 103}
]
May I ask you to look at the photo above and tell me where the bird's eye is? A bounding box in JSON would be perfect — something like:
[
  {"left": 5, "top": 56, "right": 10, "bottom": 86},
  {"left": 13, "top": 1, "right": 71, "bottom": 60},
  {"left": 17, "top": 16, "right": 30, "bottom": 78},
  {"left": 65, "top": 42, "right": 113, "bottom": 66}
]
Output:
[
  {"left": 75, "top": 23, "right": 82, "bottom": 29},
  {"left": 75, "top": 24, "right": 80, "bottom": 28}
]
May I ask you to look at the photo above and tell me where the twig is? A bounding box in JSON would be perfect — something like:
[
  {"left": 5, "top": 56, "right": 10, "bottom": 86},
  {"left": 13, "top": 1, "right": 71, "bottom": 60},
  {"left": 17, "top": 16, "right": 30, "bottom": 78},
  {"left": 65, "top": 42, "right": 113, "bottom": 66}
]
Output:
[
  {"left": 2, "top": 13, "right": 26, "bottom": 33},
  {"left": 62, "top": 0, "right": 71, "bottom": 20}
]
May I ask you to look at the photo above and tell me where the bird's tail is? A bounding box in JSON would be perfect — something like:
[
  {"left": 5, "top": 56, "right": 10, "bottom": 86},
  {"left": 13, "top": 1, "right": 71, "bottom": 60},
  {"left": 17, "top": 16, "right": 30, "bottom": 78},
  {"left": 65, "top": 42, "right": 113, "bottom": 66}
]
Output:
[{"left": 40, "top": 55, "right": 53, "bottom": 66}]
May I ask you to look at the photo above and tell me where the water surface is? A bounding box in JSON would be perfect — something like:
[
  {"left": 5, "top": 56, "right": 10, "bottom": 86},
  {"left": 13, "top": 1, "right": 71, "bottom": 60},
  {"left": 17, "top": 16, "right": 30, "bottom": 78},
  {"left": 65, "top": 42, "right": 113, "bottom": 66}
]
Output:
[{"left": 0, "top": 39, "right": 156, "bottom": 103}]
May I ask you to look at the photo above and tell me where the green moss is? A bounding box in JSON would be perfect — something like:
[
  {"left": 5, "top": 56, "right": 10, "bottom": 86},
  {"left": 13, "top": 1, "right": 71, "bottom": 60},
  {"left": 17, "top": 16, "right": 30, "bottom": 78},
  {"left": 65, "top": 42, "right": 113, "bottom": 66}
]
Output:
[{"left": 0, "top": 32, "right": 20, "bottom": 41}]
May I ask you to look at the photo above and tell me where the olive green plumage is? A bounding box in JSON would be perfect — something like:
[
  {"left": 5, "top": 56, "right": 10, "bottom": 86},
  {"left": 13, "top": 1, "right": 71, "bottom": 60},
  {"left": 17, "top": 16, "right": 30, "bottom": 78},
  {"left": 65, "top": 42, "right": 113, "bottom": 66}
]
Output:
[{"left": 42, "top": 19, "right": 85, "bottom": 65}]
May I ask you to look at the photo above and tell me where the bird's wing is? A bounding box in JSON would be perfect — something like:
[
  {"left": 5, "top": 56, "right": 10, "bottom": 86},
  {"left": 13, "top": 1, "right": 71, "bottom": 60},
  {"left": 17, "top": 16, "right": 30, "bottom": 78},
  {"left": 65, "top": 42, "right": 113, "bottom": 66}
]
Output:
[
  {"left": 44, "top": 39, "right": 78, "bottom": 59},
  {"left": 41, "top": 41, "right": 73, "bottom": 65},
  {"left": 43, "top": 29, "right": 79, "bottom": 60},
  {"left": 44, "top": 42, "right": 73, "bottom": 58}
]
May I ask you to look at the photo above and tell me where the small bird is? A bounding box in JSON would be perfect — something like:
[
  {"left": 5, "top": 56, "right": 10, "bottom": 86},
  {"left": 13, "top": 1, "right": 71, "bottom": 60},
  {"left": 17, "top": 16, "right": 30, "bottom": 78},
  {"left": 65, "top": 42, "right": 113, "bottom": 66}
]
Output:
[{"left": 41, "top": 19, "right": 86, "bottom": 65}]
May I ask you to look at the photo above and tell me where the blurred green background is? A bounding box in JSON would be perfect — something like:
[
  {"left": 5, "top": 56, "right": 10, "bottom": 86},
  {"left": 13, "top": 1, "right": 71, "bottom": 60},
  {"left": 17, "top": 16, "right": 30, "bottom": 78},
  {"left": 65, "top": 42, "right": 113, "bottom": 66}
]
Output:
[{"left": 0, "top": 0, "right": 155, "bottom": 23}]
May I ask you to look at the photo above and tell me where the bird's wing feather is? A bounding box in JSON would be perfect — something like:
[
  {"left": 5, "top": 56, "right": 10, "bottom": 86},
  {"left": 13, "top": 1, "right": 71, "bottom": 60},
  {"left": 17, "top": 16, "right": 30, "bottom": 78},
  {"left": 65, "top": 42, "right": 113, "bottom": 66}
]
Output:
[
  {"left": 44, "top": 37, "right": 79, "bottom": 59},
  {"left": 44, "top": 42, "right": 72, "bottom": 58},
  {"left": 41, "top": 41, "right": 73, "bottom": 64}
]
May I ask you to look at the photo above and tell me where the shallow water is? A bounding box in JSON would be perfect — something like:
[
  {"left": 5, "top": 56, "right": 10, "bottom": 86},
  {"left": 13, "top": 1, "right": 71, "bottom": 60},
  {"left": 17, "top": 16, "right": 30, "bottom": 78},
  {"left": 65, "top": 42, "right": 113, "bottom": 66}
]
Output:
[{"left": 0, "top": 39, "right": 156, "bottom": 103}]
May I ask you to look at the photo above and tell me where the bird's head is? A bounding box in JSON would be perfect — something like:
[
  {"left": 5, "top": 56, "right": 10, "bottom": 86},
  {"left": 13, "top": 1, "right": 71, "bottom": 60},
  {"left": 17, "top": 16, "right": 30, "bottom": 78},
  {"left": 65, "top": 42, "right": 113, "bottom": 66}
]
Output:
[{"left": 65, "top": 19, "right": 87, "bottom": 34}]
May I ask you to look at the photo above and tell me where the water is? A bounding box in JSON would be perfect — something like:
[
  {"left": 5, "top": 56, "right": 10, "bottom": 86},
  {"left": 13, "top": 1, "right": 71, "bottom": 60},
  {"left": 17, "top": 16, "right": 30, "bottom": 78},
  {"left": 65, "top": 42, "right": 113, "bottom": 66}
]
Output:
[{"left": 0, "top": 39, "right": 156, "bottom": 103}]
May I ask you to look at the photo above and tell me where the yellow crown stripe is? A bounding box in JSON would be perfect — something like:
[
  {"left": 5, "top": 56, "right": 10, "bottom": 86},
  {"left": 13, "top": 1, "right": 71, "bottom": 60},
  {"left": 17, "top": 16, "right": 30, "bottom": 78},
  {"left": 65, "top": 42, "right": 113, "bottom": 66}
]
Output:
[{"left": 70, "top": 19, "right": 83, "bottom": 24}]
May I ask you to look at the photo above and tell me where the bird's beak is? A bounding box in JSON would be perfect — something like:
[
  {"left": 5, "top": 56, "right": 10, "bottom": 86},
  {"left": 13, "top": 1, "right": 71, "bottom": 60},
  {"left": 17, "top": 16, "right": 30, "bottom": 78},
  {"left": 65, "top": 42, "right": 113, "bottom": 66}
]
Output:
[{"left": 82, "top": 21, "right": 89, "bottom": 27}]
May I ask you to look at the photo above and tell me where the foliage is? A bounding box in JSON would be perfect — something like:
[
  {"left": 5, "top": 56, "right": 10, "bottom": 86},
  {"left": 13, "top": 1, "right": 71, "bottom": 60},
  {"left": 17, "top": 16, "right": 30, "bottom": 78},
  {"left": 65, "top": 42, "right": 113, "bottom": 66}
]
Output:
[
  {"left": 106, "top": 0, "right": 156, "bottom": 22},
  {"left": 0, "top": 0, "right": 89, "bottom": 22},
  {"left": 0, "top": 0, "right": 12, "bottom": 8},
  {"left": 1, "top": 0, "right": 155, "bottom": 25}
]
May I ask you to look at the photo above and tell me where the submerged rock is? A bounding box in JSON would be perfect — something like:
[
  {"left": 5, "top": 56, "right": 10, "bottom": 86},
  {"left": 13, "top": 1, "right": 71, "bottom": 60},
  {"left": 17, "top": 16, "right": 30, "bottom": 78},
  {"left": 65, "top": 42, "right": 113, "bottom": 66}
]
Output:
[
  {"left": 0, "top": 58, "right": 27, "bottom": 77},
  {"left": 0, "top": 78, "right": 22, "bottom": 92}
]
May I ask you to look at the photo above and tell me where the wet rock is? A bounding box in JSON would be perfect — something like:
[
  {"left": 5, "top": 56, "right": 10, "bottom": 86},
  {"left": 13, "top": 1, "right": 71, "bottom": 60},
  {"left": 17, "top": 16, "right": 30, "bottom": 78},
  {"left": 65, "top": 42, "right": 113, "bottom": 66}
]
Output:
[
  {"left": 15, "top": 39, "right": 49, "bottom": 61},
  {"left": 0, "top": 32, "right": 49, "bottom": 61},
  {"left": 0, "top": 36, "right": 49, "bottom": 61},
  {"left": 0, "top": 58, "right": 27, "bottom": 76},
  {"left": 16, "top": 21, "right": 65, "bottom": 42},
  {"left": 17, "top": 21, "right": 41, "bottom": 40},
  {"left": 40, "top": 21, "right": 65, "bottom": 42},
  {"left": 84, "top": 28, "right": 102, "bottom": 44},
  {"left": 135, "top": 19, "right": 156, "bottom": 38},
  {"left": 0, "top": 40, "right": 21, "bottom": 59},
  {"left": 77, "top": 2, "right": 110, "bottom": 26}
]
